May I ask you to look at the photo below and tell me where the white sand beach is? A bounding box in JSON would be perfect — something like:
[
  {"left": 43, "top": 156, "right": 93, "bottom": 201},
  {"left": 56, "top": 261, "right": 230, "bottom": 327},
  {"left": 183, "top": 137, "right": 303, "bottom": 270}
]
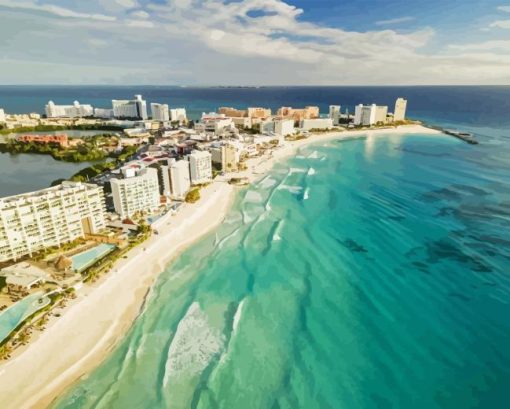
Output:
[{"left": 0, "top": 124, "right": 442, "bottom": 409}]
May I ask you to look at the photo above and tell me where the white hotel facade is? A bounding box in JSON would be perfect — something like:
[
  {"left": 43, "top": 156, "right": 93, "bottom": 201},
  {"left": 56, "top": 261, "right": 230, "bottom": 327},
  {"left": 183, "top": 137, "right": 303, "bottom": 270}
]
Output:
[
  {"left": 45, "top": 100, "right": 94, "bottom": 118},
  {"left": 111, "top": 167, "right": 160, "bottom": 219},
  {"left": 188, "top": 150, "right": 213, "bottom": 185},
  {"left": 162, "top": 159, "right": 191, "bottom": 200},
  {"left": 0, "top": 182, "right": 106, "bottom": 262}
]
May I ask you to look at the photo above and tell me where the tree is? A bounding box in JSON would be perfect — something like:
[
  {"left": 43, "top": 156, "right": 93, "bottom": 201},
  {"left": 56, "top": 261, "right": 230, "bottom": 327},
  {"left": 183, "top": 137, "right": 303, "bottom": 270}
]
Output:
[{"left": 185, "top": 188, "right": 200, "bottom": 203}]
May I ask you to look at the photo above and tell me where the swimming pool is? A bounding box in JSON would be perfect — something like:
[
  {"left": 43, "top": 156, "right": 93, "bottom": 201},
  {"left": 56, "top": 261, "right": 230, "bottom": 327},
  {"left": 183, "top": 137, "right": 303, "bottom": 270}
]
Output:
[
  {"left": 71, "top": 243, "right": 116, "bottom": 273},
  {"left": 0, "top": 291, "right": 50, "bottom": 344}
]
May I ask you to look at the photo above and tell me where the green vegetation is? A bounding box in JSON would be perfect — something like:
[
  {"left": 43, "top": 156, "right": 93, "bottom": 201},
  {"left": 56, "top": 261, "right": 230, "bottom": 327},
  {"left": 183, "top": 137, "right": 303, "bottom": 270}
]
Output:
[
  {"left": 0, "top": 276, "right": 6, "bottom": 292},
  {"left": 185, "top": 188, "right": 201, "bottom": 203},
  {"left": 0, "top": 123, "right": 124, "bottom": 135}
]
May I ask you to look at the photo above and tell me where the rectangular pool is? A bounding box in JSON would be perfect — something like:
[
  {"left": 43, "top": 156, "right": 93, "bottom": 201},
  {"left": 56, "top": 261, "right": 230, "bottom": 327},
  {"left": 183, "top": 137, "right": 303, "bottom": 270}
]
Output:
[{"left": 71, "top": 243, "right": 116, "bottom": 273}]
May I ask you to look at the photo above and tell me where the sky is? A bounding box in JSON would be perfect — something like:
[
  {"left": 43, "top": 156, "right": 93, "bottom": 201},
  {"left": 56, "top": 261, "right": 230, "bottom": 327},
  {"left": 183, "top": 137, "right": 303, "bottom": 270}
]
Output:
[{"left": 0, "top": 0, "right": 509, "bottom": 85}]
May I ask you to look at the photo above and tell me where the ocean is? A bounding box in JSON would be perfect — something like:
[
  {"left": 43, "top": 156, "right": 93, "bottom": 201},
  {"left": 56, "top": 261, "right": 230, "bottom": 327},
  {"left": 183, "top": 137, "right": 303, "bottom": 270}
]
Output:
[{"left": 2, "top": 86, "right": 509, "bottom": 408}]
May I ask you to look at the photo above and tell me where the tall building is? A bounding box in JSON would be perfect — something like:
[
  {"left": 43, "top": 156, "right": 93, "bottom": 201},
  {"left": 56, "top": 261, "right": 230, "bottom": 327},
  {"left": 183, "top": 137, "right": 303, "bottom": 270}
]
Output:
[
  {"left": 210, "top": 144, "right": 238, "bottom": 172},
  {"left": 329, "top": 105, "right": 341, "bottom": 125},
  {"left": 394, "top": 98, "right": 407, "bottom": 122},
  {"left": 354, "top": 104, "right": 378, "bottom": 126},
  {"left": 45, "top": 100, "right": 94, "bottom": 118},
  {"left": 170, "top": 108, "right": 187, "bottom": 123},
  {"left": 162, "top": 159, "right": 191, "bottom": 200},
  {"left": 0, "top": 182, "right": 106, "bottom": 262},
  {"left": 188, "top": 150, "right": 212, "bottom": 185},
  {"left": 111, "top": 167, "right": 160, "bottom": 218},
  {"left": 112, "top": 95, "right": 148, "bottom": 120},
  {"left": 151, "top": 103, "right": 170, "bottom": 121},
  {"left": 0, "top": 108, "right": 5, "bottom": 122},
  {"left": 375, "top": 106, "right": 388, "bottom": 124}
]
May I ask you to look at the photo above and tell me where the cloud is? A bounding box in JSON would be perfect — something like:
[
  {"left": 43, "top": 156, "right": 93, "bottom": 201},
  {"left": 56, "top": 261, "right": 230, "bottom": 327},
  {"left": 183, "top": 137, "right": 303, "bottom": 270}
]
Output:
[
  {"left": 0, "top": 0, "right": 509, "bottom": 85},
  {"left": 450, "top": 39, "right": 510, "bottom": 51},
  {"left": 0, "top": 0, "right": 116, "bottom": 21},
  {"left": 490, "top": 19, "right": 510, "bottom": 28},
  {"left": 375, "top": 16, "right": 415, "bottom": 26}
]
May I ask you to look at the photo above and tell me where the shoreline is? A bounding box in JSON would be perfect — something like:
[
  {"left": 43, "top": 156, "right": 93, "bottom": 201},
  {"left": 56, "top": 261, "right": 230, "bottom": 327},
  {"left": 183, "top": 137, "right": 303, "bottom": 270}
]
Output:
[{"left": 0, "top": 124, "right": 441, "bottom": 409}]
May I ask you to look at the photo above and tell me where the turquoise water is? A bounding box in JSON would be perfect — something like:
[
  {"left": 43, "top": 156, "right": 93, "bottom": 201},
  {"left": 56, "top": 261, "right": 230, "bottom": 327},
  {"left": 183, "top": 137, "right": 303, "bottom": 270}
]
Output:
[
  {"left": 71, "top": 244, "right": 116, "bottom": 273},
  {"left": 0, "top": 292, "right": 50, "bottom": 344},
  {"left": 54, "top": 130, "right": 510, "bottom": 408}
]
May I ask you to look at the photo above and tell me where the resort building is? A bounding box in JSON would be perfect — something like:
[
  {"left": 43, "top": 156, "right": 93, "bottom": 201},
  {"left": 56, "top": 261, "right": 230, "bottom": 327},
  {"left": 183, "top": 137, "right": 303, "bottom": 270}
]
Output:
[
  {"left": 247, "top": 107, "right": 272, "bottom": 119},
  {"left": 0, "top": 108, "right": 5, "bottom": 122},
  {"left": 300, "top": 118, "right": 334, "bottom": 131},
  {"left": 188, "top": 150, "right": 212, "bottom": 185},
  {"left": 375, "top": 105, "right": 388, "bottom": 124},
  {"left": 231, "top": 117, "right": 252, "bottom": 129},
  {"left": 210, "top": 143, "right": 238, "bottom": 172},
  {"left": 277, "top": 106, "right": 320, "bottom": 121},
  {"left": 45, "top": 100, "right": 94, "bottom": 118},
  {"left": 329, "top": 105, "right": 341, "bottom": 126},
  {"left": 111, "top": 167, "right": 160, "bottom": 218},
  {"left": 112, "top": 95, "right": 148, "bottom": 120},
  {"left": 16, "top": 134, "right": 69, "bottom": 148},
  {"left": 162, "top": 159, "right": 191, "bottom": 200},
  {"left": 394, "top": 98, "right": 407, "bottom": 121},
  {"left": 0, "top": 182, "right": 106, "bottom": 263},
  {"left": 274, "top": 119, "right": 295, "bottom": 136},
  {"left": 94, "top": 108, "right": 114, "bottom": 118},
  {"left": 151, "top": 103, "right": 170, "bottom": 122},
  {"left": 354, "top": 104, "right": 377, "bottom": 126},
  {"left": 170, "top": 108, "right": 187, "bottom": 123},
  {"left": 218, "top": 107, "right": 247, "bottom": 117}
]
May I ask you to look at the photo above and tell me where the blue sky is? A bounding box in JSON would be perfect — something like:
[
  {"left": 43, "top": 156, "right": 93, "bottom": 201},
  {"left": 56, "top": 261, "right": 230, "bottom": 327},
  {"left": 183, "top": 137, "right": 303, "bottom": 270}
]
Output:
[{"left": 0, "top": 0, "right": 509, "bottom": 85}]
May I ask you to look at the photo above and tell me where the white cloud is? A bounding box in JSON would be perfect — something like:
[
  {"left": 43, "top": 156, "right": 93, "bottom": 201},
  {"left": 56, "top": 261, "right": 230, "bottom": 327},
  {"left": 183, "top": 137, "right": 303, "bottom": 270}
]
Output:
[
  {"left": 375, "top": 16, "right": 415, "bottom": 26},
  {"left": 0, "top": 0, "right": 509, "bottom": 85},
  {"left": 0, "top": 0, "right": 116, "bottom": 21},
  {"left": 490, "top": 19, "right": 510, "bottom": 28}
]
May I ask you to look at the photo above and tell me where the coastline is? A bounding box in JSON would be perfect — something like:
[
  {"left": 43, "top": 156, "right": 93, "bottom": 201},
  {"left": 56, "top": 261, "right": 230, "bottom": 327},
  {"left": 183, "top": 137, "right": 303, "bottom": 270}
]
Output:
[{"left": 0, "top": 124, "right": 441, "bottom": 409}]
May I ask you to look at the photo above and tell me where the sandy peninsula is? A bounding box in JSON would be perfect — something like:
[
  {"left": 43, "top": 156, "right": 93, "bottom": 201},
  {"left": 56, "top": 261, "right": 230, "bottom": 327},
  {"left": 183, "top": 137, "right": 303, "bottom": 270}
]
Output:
[{"left": 0, "top": 124, "right": 441, "bottom": 409}]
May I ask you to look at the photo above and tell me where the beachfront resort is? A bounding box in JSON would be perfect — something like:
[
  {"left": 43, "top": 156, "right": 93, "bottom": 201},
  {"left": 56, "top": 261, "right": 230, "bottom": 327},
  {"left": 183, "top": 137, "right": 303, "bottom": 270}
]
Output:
[{"left": 0, "top": 95, "right": 411, "bottom": 359}]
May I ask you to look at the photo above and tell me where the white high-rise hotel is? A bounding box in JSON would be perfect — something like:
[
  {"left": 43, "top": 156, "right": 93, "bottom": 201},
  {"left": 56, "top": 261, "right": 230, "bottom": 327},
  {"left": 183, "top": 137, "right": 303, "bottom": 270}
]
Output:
[
  {"left": 112, "top": 95, "right": 148, "bottom": 120},
  {"left": 45, "top": 101, "right": 94, "bottom": 118},
  {"left": 151, "top": 103, "right": 170, "bottom": 121},
  {"left": 394, "top": 98, "right": 407, "bottom": 121},
  {"left": 161, "top": 159, "right": 191, "bottom": 200},
  {"left": 111, "top": 167, "right": 160, "bottom": 218},
  {"left": 0, "top": 182, "right": 106, "bottom": 262},
  {"left": 188, "top": 150, "right": 212, "bottom": 185}
]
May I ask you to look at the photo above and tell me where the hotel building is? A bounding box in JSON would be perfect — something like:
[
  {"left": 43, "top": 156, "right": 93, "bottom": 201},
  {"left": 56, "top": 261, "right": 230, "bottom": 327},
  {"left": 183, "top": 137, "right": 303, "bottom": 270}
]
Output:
[
  {"left": 188, "top": 150, "right": 212, "bottom": 185},
  {"left": 329, "top": 105, "right": 341, "bottom": 125},
  {"left": 300, "top": 118, "right": 334, "bottom": 131},
  {"left": 0, "top": 182, "right": 106, "bottom": 262},
  {"left": 94, "top": 108, "right": 114, "bottom": 118},
  {"left": 151, "top": 103, "right": 170, "bottom": 122},
  {"left": 0, "top": 108, "right": 5, "bottom": 122},
  {"left": 354, "top": 104, "right": 380, "bottom": 126},
  {"left": 111, "top": 167, "right": 160, "bottom": 218},
  {"left": 247, "top": 107, "right": 272, "bottom": 119},
  {"left": 45, "top": 100, "right": 94, "bottom": 118},
  {"left": 277, "top": 106, "right": 320, "bottom": 121},
  {"left": 162, "top": 159, "right": 191, "bottom": 200},
  {"left": 218, "top": 107, "right": 247, "bottom": 117},
  {"left": 274, "top": 119, "right": 295, "bottom": 136},
  {"left": 394, "top": 98, "right": 407, "bottom": 121},
  {"left": 170, "top": 108, "right": 187, "bottom": 123},
  {"left": 112, "top": 95, "right": 148, "bottom": 120}
]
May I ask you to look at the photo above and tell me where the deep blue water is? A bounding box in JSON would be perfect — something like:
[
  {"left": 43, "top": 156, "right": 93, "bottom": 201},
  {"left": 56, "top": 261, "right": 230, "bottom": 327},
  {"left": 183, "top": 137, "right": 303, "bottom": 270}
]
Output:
[{"left": 42, "top": 87, "right": 510, "bottom": 408}]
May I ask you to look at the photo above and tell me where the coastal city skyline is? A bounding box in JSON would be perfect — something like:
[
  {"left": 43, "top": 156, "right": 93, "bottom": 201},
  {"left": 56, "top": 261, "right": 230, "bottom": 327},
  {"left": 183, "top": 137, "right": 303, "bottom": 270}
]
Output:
[{"left": 0, "top": 0, "right": 510, "bottom": 85}]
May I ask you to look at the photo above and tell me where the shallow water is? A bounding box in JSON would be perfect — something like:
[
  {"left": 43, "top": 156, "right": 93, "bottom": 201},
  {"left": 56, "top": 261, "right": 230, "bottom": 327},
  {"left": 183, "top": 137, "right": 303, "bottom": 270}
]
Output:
[{"left": 53, "top": 129, "right": 510, "bottom": 409}]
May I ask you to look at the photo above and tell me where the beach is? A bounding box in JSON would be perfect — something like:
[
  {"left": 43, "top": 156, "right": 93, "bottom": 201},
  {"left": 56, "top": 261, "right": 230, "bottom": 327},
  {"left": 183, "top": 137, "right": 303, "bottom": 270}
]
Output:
[{"left": 0, "top": 124, "right": 441, "bottom": 409}]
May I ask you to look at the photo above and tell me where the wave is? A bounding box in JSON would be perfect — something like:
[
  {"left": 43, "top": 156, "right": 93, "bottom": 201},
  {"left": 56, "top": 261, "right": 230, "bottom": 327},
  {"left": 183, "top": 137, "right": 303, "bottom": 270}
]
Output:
[
  {"left": 224, "top": 212, "right": 242, "bottom": 225},
  {"left": 307, "top": 167, "right": 316, "bottom": 176},
  {"left": 217, "top": 227, "right": 241, "bottom": 249},
  {"left": 244, "top": 190, "right": 264, "bottom": 204},
  {"left": 273, "top": 219, "right": 285, "bottom": 241},
  {"left": 232, "top": 299, "right": 245, "bottom": 335},
  {"left": 277, "top": 184, "right": 304, "bottom": 194},
  {"left": 258, "top": 175, "right": 277, "bottom": 189},
  {"left": 289, "top": 167, "right": 307, "bottom": 174},
  {"left": 162, "top": 302, "right": 225, "bottom": 387},
  {"left": 303, "top": 187, "right": 310, "bottom": 200},
  {"left": 307, "top": 151, "right": 320, "bottom": 159}
]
